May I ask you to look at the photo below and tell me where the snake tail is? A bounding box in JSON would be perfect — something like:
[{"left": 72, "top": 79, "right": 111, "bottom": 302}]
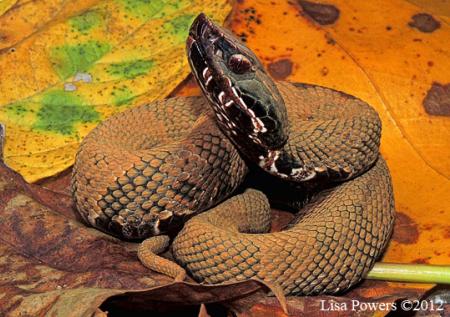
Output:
[{"left": 138, "top": 235, "right": 186, "bottom": 281}]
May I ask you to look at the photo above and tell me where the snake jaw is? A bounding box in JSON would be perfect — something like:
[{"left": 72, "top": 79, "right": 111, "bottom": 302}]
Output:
[
  {"left": 258, "top": 150, "right": 280, "bottom": 172},
  {"left": 259, "top": 149, "right": 317, "bottom": 181}
]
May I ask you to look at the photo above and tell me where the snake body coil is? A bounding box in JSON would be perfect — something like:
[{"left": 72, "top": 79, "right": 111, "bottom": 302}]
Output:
[{"left": 72, "top": 14, "right": 395, "bottom": 295}]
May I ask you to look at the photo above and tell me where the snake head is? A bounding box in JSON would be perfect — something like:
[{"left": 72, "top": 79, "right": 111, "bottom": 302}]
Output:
[{"left": 187, "top": 13, "right": 289, "bottom": 165}]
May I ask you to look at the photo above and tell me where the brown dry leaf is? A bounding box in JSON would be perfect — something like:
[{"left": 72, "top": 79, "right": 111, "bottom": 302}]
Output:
[
  {"left": 227, "top": 280, "right": 426, "bottom": 317},
  {"left": 0, "top": 160, "right": 270, "bottom": 315}
]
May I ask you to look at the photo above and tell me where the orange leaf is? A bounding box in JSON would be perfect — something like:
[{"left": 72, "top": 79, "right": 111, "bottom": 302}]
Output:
[{"left": 227, "top": 0, "right": 450, "bottom": 274}]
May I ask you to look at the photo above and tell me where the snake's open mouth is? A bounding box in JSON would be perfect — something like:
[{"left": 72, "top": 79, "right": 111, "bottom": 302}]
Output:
[{"left": 187, "top": 14, "right": 290, "bottom": 168}]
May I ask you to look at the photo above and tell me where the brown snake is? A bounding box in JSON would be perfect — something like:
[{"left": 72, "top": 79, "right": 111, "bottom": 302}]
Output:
[{"left": 72, "top": 14, "right": 395, "bottom": 296}]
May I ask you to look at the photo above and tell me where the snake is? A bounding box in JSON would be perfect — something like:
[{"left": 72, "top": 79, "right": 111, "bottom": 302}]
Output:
[{"left": 72, "top": 13, "right": 395, "bottom": 296}]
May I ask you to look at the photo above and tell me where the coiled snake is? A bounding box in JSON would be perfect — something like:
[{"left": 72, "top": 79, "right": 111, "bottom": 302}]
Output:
[{"left": 72, "top": 14, "right": 395, "bottom": 296}]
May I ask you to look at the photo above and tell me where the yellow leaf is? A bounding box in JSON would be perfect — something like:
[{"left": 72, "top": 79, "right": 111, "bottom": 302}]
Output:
[
  {"left": 228, "top": 0, "right": 449, "bottom": 289},
  {"left": 0, "top": 0, "right": 17, "bottom": 16},
  {"left": 0, "top": 0, "right": 231, "bottom": 182}
]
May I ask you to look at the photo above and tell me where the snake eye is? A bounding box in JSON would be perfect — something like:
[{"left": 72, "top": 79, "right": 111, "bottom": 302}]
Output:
[{"left": 228, "top": 54, "right": 252, "bottom": 74}]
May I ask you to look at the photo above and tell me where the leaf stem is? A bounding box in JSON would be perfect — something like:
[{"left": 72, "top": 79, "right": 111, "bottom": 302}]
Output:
[{"left": 367, "top": 263, "right": 450, "bottom": 284}]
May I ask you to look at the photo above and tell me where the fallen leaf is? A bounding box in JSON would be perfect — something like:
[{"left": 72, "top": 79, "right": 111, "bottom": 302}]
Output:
[
  {"left": 0, "top": 0, "right": 16, "bottom": 16},
  {"left": 229, "top": 0, "right": 450, "bottom": 275},
  {"left": 0, "top": 0, "right": 231, "bottom": 182},
  {"left": 407, "top": 0, "right": 450, "bottom": 19},
  {"left": 0, "top": 160, "right": 271, "bottom": 315},
  {"left": 227, "top": 280, "right": 425, "bottom": 317}
]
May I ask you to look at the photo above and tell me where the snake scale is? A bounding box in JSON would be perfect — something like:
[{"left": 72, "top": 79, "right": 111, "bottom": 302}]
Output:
[{"left": 72, "top": 14, "right": 395, "bottom": 296}]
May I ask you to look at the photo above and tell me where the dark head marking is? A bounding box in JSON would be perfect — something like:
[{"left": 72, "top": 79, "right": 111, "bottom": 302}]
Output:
[{"left": 186, "top": 13, "right": 289, "bottom": 167}]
